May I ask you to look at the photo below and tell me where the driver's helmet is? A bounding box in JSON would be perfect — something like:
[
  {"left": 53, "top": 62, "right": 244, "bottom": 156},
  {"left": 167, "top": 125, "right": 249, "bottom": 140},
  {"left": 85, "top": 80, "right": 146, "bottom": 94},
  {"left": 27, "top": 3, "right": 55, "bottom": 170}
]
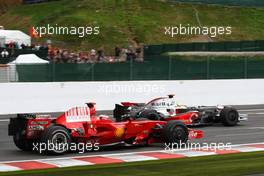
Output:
[{"left": 147, "top": 95, "right": 176, "bottom": 116}]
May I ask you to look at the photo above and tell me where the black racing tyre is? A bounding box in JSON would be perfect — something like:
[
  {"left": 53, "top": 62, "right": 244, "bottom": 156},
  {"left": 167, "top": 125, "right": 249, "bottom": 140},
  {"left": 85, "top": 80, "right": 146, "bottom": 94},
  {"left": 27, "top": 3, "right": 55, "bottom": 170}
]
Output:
[
  {"left": 41, "top": 126, "right": 71, "bottom": 155},
  {"left": 162, "top": 120, "right": 189, "bottom": 144},
  {"left": 221, "top": 107, "right": 239, "bottom": 126},
  {"left": 13, "top": 132, "right": 33, "bottom": 151},
  {"left": 138, "top": 109, "right": 161, "bottom": 120}
]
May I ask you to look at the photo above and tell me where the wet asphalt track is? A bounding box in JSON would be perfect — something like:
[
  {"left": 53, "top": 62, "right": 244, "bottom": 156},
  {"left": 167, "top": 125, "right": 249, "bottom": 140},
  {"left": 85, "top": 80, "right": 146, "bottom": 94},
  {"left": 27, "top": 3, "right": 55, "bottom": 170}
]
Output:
[{"left": 0, "top": 105, "right": 263, "bottom": 162}]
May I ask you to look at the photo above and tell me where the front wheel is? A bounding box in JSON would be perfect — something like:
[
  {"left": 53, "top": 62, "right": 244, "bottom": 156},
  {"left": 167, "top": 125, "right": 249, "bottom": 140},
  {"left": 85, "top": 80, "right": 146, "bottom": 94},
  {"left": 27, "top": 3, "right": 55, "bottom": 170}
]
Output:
[
  {"left": 41, "top": 126, "right": 71, "bottom": 155},
  {"left": 221, "top": 107, "right": 239, "bottom": 126},
  {"left": 162, "top": 120, "right": 189, "bottom": 145}
]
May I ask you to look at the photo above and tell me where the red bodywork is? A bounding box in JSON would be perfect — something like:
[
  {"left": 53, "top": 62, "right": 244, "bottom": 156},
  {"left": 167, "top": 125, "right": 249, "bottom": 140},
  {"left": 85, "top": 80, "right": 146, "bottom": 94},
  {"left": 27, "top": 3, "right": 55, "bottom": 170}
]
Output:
[
  {"left": 165, "top": 111, "right": 199, "bottom": 125},
  {"left": 25, "top": 105, "right": 203, "bottom": 146}
]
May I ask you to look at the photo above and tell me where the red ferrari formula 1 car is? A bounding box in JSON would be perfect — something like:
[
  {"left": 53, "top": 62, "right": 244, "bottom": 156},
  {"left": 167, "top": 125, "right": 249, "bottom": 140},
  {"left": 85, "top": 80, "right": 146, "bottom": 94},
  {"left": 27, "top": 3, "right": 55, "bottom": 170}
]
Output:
[
  {"left": 114, "top": 95, "right": 248, "bottom": 127},
  {"left": 8, "top": 103, "right": 203, "bottom": 154}
]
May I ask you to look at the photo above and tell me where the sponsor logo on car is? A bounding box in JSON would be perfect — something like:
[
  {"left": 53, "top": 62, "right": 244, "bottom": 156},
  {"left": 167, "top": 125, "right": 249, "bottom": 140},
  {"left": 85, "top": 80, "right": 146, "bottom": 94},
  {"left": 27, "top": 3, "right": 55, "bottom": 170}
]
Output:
[{"left": 66, "top": 107, "right": 91, "bottom": 122}]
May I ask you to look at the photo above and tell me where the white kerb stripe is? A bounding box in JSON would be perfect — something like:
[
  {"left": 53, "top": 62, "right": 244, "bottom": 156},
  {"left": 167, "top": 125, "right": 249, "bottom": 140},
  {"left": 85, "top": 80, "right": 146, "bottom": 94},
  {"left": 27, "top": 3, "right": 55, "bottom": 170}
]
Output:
[
  {"left": 109, "top": 154, "right": 158, "bottom": 162},
  {"left": 0, "top": 164, "right": 21, "bottom": 172},
  {"left": 164, "top": 150, "right": 216, "bottom": 157},
  {"left": 232, "top": 146, "right": 264, "bottom": 153},
  {"left": 39, "top": 158, "right": 93, "bottom": 168}
]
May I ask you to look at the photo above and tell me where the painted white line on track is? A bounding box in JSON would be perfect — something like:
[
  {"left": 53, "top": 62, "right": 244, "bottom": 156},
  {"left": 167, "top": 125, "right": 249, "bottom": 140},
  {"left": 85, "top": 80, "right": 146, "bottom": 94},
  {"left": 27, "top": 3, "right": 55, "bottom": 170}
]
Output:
[
  {"left": 0, "top": 119, "right": 9, "bottom": 122},
  {"left": 209, "top": 127, "right": 264, "bottom": 132},
  {"left": 247, "top": 127, "right": 264, "bottom": 130},
  {"left": 238, "top": 109, "right": 264, "bottom": 112},
  {"left": 216, "top": 132, "right": 264, "bottom": 137},
  {"left": 197, "top": 127, "right": 261, "bottom": 133},
  {"left": 246, "top": 113, "right": 264, "bottom": 115},
  {"left": 254, "top": 113, "right": 264, "bottom": 115}
]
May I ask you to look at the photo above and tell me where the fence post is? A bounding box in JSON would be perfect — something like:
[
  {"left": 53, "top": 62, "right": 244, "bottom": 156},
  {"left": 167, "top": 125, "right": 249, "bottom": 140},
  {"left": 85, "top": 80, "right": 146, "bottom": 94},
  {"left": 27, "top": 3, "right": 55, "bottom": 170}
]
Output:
[
  {"left": 91, "top": 63, "right": 95, "bottom": 81},
  {"left": 15, "top": 65, "right": 17, "bottom": 82},
  {"left": 130, "top": 58, "right": 133, "bottom": 80},
  {"left": 206, "top": 57, "right": 210, "bottom": 79},
  {"left": 244, "top": 57, "right": 248, "bottom": 79},
  {"left": 52, "top": 63, "right": 55, "bottom": 82},
  {"left": 168, "top": 55, "right": 172, "bottom": 80}
]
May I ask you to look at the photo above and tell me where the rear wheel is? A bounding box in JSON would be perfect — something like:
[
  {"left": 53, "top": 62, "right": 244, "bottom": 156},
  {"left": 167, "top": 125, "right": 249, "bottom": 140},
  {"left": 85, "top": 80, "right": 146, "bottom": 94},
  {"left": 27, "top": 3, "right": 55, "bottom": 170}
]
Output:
[
  {"left": 138, "top": 109, "right": 161, "bottom": 120},
  {"left": 221, "top": 107, "right": 239, "bottom": 126},
  {"left": 162, "top": 120, "right": 189, "bottom": 144},
  {"left": 41, "top": 126, "right": 71, "bottom": 155},
  {"left": 13, "top": 132, "right": 33, "bottom": 151}
]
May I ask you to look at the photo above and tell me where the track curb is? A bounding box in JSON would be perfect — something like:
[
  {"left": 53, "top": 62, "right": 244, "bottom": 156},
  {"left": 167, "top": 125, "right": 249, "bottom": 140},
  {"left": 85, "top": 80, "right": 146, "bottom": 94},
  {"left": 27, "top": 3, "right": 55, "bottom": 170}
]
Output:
[{"left": 0, "top": 142, "right": 264, "bottom": 172}]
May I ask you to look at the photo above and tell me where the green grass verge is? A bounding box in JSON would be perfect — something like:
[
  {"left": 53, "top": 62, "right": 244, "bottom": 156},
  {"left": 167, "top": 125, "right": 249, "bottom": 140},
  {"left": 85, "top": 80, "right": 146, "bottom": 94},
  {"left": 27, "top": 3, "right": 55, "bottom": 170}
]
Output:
[
  {"left": 1, "top": 0, "right": 264, "bottom": 53},
  {"left": 1, "top": 151, "right": 264, "bottom": 176}
]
